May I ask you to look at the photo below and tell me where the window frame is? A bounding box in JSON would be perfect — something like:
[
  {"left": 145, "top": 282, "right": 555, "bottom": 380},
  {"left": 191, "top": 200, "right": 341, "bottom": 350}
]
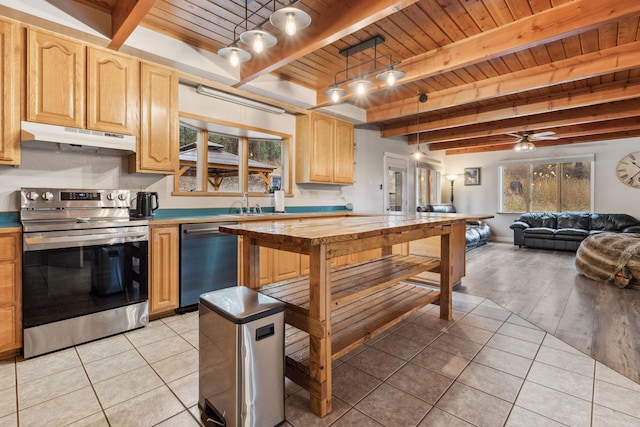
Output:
[
  {"left": 415, "top": 159, "right": 442, "bottom": 208},
  {"left": 498, "top": 154, "right": 595, "bottom": 213},
  {"left": 174, "top": 112, "right": 293, "bottom": 197}
]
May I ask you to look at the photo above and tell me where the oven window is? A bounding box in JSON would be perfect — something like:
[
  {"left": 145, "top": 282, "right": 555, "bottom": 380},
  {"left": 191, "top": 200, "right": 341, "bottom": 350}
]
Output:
[{"left": 23, "top": 242, "right": 148, "bottom": 328}]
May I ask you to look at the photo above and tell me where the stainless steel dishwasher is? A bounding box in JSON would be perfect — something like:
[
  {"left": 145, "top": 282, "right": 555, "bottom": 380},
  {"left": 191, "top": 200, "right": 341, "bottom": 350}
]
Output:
[{"left": 178, "top": 222, "right": 238, "bottom": 313}]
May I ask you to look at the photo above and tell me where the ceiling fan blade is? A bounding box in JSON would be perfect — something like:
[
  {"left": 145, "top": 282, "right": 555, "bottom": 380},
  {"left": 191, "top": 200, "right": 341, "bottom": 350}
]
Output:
[
  {"left": 532, "top": 131, "right": 555, "bottom": 137},
  {"left": 534, "top": 136, "right": 559, "bottom": 140},
  {"left": 531, "top": 131, "right": 557, "bottom": 139},
  {"left": 505, "top": 133, "right": 522, "bottom": 139}
]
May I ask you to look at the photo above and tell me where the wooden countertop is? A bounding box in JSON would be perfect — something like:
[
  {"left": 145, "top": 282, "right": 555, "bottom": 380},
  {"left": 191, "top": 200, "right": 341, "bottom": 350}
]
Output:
[
  {"left": 149, "top": 210, "right": 493, "bottom": 227},
  {"left": 148, "top": 211, "right": 353, "bottom": 226},
  {"left": 219, "top": 214, "right": 466, "bottom": 248}
]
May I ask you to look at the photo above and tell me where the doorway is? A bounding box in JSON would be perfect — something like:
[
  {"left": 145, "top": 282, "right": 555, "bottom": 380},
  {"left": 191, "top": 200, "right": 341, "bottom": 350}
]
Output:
[{"left": 383, "top": 153, "right": 409, "bottom": 213}]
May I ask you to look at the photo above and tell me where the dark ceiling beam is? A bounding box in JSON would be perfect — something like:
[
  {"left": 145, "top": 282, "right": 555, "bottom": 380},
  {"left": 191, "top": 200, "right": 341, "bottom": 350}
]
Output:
[{"left": 108, "top": 0, "right": 158, "bottom": 50}]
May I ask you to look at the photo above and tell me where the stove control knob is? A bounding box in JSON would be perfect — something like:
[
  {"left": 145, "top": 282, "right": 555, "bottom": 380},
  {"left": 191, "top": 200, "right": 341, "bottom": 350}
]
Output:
[
  {"left": 106, "top": 192, "right": 115, "bottom": 200},
  {"left": 118, "top": 193, "right": 128, "bottom": 201},
  {"left": 26, "top": 191, "right": 39, "bottom": 201},
  {"left": 41, "top": 191, "right": 54, "bottom": 201}
]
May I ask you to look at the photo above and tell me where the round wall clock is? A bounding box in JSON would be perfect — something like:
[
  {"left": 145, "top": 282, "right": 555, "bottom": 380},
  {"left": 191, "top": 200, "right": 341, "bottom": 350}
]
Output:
[{"left": 616, "top": 151, "right": 640, "bottom": 188}]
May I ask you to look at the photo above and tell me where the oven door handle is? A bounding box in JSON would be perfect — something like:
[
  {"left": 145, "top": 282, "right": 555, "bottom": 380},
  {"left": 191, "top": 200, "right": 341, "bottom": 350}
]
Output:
[{"left": 24, "top": 230, "right": 148, "bottom": 251}]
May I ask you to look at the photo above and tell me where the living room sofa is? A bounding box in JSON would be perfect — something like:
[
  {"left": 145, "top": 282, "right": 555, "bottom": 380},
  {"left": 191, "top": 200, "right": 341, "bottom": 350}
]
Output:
[
  {"left": 510, "top": 212, "right": 640, "bottom": 251},
  {"left": 416, "top": 204, "right": 490, "bottom": 250}
]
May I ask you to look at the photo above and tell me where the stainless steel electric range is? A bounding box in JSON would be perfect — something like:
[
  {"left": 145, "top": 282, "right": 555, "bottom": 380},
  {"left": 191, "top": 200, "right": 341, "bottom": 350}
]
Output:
[{"left": 20, "top": 188, "right": 149, "bottom": 358}]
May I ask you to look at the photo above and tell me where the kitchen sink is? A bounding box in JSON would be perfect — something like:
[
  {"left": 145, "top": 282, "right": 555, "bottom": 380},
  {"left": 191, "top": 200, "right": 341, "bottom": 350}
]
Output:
[{"left": 217, "top": 212, "right": 292, "bottom": 219}]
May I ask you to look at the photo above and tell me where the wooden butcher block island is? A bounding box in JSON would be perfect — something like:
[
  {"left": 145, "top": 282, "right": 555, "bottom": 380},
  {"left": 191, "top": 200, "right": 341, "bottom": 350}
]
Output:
[{"left": 219, "top": 214, "right": 465, "bottom": 417}]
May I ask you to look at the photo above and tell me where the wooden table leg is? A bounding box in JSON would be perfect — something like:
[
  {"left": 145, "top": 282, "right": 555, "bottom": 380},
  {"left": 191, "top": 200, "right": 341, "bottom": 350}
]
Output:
[
  {"left": 242, "top": 237, "right": 260, "bottom": 289},
  {"left": 308, "top": 244, "right": 332, "bottom": 416},
  {"left": 440, "top": 230, "right": 453, "bottom": 321}
]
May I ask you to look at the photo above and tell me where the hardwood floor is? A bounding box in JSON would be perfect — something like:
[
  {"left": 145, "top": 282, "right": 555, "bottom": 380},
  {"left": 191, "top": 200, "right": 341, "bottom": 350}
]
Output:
[{"left": 459, "top": 242, "right": 640, "bottom": 383}]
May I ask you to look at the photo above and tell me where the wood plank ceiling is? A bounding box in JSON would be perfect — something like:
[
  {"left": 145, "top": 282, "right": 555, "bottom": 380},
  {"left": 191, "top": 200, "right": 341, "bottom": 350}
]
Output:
[{"left": 74, "top": 0, "right": 640, "bottom": 154}]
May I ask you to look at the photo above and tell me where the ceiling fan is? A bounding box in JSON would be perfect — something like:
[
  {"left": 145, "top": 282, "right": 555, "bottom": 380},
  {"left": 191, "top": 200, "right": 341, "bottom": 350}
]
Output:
[{"left": 507, "top": 131, "right": 559, "bottom": 152}]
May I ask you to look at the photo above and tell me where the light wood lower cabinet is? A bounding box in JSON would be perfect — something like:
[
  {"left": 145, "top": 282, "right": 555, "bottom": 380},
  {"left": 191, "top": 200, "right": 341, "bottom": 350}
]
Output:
[
  {"left": 256, "top": 247, "right": 302, "bottom": 286},
  {"left": 272, "top": 250, "right": 301, "bottom": 282},
  {"left": 149, "top": 225, "right": 179, "bottom": 317},
  {"left": 0, "top": 230, "right": 21, "bottom": 355},
  {"left": 243, "top": 241, "right": 382, "bottom": 285}
]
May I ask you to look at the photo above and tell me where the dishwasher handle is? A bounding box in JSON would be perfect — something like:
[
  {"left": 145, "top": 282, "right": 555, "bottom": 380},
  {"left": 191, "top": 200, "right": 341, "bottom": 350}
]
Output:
[
  {"left": 183, "top": 227, "right": 224, "bottom": 235},
  {"left": 182, "top": 222, "right": 237, "bottom": 236}
]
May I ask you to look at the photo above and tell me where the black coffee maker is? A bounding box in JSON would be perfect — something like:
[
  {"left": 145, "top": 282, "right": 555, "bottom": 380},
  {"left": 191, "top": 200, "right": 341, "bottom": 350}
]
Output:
[{"left": 132, "top": 192, "right": 159, "bottom": 219}]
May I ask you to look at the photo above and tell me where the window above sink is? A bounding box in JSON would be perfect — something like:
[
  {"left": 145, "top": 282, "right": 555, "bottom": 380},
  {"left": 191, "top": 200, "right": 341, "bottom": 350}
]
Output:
[{"left": 175, "top": 114, "right": 292, "bottom": 197}]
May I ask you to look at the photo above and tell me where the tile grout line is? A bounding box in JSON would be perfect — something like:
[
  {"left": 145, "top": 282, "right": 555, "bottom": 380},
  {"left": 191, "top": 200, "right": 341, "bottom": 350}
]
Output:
[
  {"left": 74, "top": 346, "right": 112, "bottom": 427},
  {"left": 426, "top": 301, "right": 512, "bottom": 426},
  {"left": 325, "top": 304, "right": 461, "bottom": 426},
  {"left": 148, "top": 319, "right": 202, "bottom": 426},
  {"left": 122, "top": 325, "right": 193, "bottom": 426}
]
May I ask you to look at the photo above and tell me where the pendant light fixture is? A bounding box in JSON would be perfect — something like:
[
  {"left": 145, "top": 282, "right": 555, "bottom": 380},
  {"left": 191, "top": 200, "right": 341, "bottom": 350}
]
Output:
[
  {"left": 218, "top": 1, "right": 312, "bottom": 68},
  {"left": 270, "top": 6, "right": 312, "bottom": 36},
  {"left": 218, "top": 44, "right": 251, "bottom": 67},
  {"left": 376, "top": 66, "right": 405, "bottom": 86},
  {"left": 325, "top": 36, "right": 405, "bottom": 103},
  {"left": 325, "top": 86, "right": 347, "bottom": 103},
  {"left": 348, "top": 78, "right": 374, "bottom": 96},
  {"left": 412, "top": 93, "right": 428, "bottom": 160},
  {"left": 240, "top": 27, "right": 277, "bottom": 54}
]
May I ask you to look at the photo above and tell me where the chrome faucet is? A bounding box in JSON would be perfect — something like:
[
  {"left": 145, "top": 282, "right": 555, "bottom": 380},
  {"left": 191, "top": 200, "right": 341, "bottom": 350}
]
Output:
[{"left": 242, "top": 192, "right": 249, "bottom": 214}]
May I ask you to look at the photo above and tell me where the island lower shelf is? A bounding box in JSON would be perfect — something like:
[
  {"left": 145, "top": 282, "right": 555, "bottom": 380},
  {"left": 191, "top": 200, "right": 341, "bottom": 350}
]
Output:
[{"left": 258, "top": 254, "right": 442, "bottom": 395}]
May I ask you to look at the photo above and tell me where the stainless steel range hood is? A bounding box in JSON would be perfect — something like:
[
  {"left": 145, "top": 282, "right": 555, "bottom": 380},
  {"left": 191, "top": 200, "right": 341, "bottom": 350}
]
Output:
[{"left": 21, "top": 121, "right": 136, "bottom": 154}]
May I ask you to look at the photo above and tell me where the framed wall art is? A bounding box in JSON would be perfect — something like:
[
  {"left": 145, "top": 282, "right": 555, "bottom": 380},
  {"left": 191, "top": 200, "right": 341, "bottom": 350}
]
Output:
[{"left": 464, "top": 167, "right": 481, "bottom": 186}]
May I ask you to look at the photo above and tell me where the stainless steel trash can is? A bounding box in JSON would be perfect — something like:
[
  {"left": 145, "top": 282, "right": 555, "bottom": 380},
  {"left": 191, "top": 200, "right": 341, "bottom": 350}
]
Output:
[{"left": 199, "top": 286, "right": 285, "bottom": 427}]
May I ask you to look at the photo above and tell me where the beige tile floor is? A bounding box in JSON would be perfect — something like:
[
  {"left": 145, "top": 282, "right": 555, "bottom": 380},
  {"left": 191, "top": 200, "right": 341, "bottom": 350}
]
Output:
[{"left": 1, "top": 292, "right": 640, "bottom": 426}]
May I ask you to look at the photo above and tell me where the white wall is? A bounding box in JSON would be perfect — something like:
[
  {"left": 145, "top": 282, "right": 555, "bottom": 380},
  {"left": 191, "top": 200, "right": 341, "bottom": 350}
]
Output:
[
  {"left": 442, "top": 137, "right": 640, "bottom": 241},
  {"left": 343, "top": 126, "right": 445, "bottom": 213}
]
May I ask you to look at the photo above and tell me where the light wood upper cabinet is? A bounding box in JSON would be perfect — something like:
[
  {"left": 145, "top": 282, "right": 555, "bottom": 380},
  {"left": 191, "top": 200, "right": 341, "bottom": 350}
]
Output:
[
  {"left": 304, "top": 113, "right": 333, "bottom": 182},
  {"left": 27, "top": 29, "right": 85, "bottom": 128},
  {"left": 131, "top": 62, "right": 178, "bottom": 174},
  {"left": 333, "top": 119, "right": 355, "bottom": 184},
  {"left": 149, "top": 225, "right": 179, "bottom": 317},
  {"left": 0, "top": 19, "right": 21, "bottom": 166},
  {"left": 87, "top": 46, "right": 139, "bottom": 135},
  {"left": 296, "top": 112, "right": 354, "bottom": 185},
  {"left": 0, "top": 230, "right": 21, "bottom": 354}
]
